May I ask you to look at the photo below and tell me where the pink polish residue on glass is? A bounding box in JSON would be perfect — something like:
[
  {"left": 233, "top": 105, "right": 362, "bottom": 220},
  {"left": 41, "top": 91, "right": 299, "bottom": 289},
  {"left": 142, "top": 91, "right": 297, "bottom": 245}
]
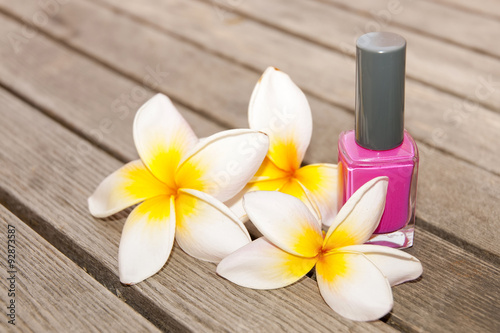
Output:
[{"left": 338, "top": 130, "right": 418, "bottom": 234}]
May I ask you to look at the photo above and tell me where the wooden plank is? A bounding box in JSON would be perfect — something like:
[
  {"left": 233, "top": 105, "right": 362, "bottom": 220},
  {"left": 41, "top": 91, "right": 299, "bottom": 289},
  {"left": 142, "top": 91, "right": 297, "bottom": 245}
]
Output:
[
  {"left": 190, "top": 0, "right": 500, "bottom": 113},
  {"left": 317, "top": 0, "right": 500, "bottom": 59},
  {"left": 0, "top": 205, "right": 161, "bottom": 332},
  {"left": 0, "top": 92, "right": 395, "bottom": 332},
  {"left": 429, "top": 0, "right": 500, "bottom": 21},
  {"left": 0, "top": 3, "right": 498, "bottom": 328},
  {"left": 0, "top": 2, "right": 499, "bottom": 261},
  {"left": 46, "top": 0, "right": 500, "bottom": 178},
  {"left": 0, "top": 17, "right": 224, "bottom": 163},
  {"left": 399, "top": 230, "right": 500, "bottom": 333},
  {"left": 1, "top": 88, "right": 498, "bottom": 332}
]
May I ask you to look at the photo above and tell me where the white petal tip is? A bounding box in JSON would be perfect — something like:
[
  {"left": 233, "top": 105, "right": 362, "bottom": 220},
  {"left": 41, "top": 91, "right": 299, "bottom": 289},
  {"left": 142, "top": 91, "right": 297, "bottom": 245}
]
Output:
[
  {"left": 405, "top": 259, "right": 424, "bottom": 282},
  {"left": 371, "top": 176, "right": 388, "bottom": 188},
  {"left": 118, "top": 269, "right": 155, "bottom": 286},
  {"left": 258, "top": 66, "right": 289, "bottom": 85},
  {"left": 87, "top": 195, "right": 105, "bottom": 218},
  {"left": 333, "top": 291, "right": 394, "bottom": 322},
  {"left": 261, "top": 66, "right": 278, "bottom": 76},
  {"left": 119, "top": 275, "right": 141, "bottom": 286},
  {"left": 346, "top": 301, "right": 394, "bottom": 322},
  {"left": 262, "top": 66, "right": 281, "bottom": 76},
  {"left": 88, "top": 200, "right": 115, "bottom": 219},
  {"left": 121, "top": 281, "right": 135, "bottom": 286}
]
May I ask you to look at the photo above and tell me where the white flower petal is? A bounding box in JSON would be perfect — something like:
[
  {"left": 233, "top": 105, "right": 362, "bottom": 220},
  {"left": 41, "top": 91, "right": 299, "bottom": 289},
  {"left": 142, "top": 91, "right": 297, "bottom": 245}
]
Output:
[
  {"left": 217, "top": 237, "right": 316, "bottom": 289},
  {"left": 118, "top": 195, "right": 175, "bottom": 285},
  {"left": 278, "top": 178, "right": 322, "bottom": 224},
  {"left": 174, "top": 189, "right": 251, "bottom": 262},
  {"left": 175, "top": 129, "right": 269, "bottom": 202},
  {"left": 243, "top": 191, "right": 322, "bottom": 257},
  {"left": 249, "top": 67, "right": 312, "bottom": 171},
  {"left": 342, "top": 245, "right": 423, "bottom": 286},
  {"left": 133, "top": 93, "right": 198, "bottom": 189},
  {"left": 316, "top": 251, "right": 393, "bottom": 321},
  {"left": 294, "top": 163, "right": 338, "bottom": 227},
  {"left": 225, "top": 189, "right": 247, "bottom": 222},
  {"left": 250, "top": 156, "right": 290, "bottom": 182},
  {"left": 324, "top": 177, "right": 388, "bottom": 250},
  {"left": 88, "top": 160, "right": 172, "bottom": 218},
  {"left": 225, "top": 176, "right": 289, "bottom": 222}
]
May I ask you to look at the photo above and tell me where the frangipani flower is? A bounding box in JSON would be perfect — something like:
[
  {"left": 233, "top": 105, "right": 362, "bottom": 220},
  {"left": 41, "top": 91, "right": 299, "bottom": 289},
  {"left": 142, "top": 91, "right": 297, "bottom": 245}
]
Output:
[
  {"left": 227, "top": 67, "right": 338, "bottom": 226},
  {"left": 218, "top": 177, "right": 423, "bottom": 321},
  {"left": 88, "top": 94, "right": 269, "bottom": 285}
]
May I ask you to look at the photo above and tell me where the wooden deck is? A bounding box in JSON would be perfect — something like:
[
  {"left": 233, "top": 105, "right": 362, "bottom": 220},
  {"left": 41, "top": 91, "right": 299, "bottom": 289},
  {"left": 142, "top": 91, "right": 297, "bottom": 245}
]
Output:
[{"left": 0, "top": 0, "right": 499, "bottom": 332}]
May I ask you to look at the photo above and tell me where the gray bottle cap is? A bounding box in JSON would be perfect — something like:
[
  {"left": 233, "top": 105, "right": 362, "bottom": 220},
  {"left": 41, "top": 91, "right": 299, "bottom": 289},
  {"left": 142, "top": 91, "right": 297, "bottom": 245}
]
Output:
[{"left": 355, "top": 32, "right": 406, "bottom": 150}]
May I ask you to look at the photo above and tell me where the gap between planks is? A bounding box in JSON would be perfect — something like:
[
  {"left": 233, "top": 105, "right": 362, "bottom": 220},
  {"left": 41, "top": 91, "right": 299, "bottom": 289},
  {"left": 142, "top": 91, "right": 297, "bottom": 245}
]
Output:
[
  {"left": 0, "top": 9, "right": 236, "bottom": 134},
  {"left": 2, "top": 0, "right": 500, "bottom": 180},
  {"left": 313, "top": 0, "right": 500, "bottom": 60},
  {"left": 0, "top": 89, "right": 397, "bottom": 332},
  {"left": 83, "top": 0, "right": 500, "bottom": 178},
  {"left": 0, "top": 87, "right": 498, "bottom": 332},
  {"left": 190, "top": 0, "right": 500, "bottom": 112},
  {"left": 0, "top": 2, "right": 498, "bottom": 262},
  {"left": 0, "top": 205, "right": 163, "bottom": 333},
  {"left": 0, "top": 0, "right": 498, "bottom": 330}
]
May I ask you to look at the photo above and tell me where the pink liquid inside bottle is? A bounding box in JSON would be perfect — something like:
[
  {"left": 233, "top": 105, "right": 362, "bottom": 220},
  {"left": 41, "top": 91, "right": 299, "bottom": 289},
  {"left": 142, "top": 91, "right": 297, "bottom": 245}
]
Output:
[
  {"left": 337, "top": 32, "right": 419, "bottom": 248},
  {"left": 338, "top": 131, "right": 418, "bottom": 248}
]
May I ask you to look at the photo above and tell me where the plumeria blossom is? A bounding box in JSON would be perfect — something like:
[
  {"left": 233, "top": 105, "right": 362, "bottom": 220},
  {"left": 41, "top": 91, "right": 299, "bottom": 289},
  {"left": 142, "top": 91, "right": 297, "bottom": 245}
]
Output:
[
  {"left": 218, "top": 177, "right": 423, "bottom": 321},
  {"left": 227, "top": 67, "right": 338, "bottom": 227},
  {"left": 88, "top": 93, "right": 269, "bottom": 285}
]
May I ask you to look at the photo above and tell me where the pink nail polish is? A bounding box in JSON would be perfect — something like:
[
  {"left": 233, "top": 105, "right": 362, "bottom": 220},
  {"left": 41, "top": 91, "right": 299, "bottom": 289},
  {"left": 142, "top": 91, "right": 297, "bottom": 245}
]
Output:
[{"left": 338, "top": 32, "right": 419, "bottom": 248}]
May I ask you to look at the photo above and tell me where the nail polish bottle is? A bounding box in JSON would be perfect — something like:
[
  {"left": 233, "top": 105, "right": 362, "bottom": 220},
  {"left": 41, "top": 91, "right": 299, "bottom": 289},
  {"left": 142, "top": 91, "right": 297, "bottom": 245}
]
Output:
[{"left": 338, "top": 32, "right": 418, "bottom": 248}]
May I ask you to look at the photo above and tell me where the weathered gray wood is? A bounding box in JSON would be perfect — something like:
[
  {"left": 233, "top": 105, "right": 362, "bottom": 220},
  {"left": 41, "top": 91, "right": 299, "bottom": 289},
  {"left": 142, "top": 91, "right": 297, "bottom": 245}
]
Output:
[
  {"left": 1, "top": 86, "right": 499, "bottom": 332},
  {"left": 0, "top": 90, "right": 395, "bottom": 332},
  {"left": 430, "top": 0, "right": 500, "bottom": 20},
  {"left": 320, "top": 0, "right": 500, "bottom": 58},
  {"left": 0, "top": 0, "right": 494, "bottom": 328},
  {"left": 400, "top": 230, "right": 500, "bottom": 333},
  {"left": 190, "top": 0, "right": 500, "bottom": 114},
  {"left": 3, "top": 0, "right": 500, "bottom": 178},
  {"left": 90, "top": 0, "right": 500, "bottom": 177},
  {"left": 0, "top": 3, "right": 499, "bottom": 261},
  {"left": 0, "top": 206, "right": 161, "bottom": 333}
]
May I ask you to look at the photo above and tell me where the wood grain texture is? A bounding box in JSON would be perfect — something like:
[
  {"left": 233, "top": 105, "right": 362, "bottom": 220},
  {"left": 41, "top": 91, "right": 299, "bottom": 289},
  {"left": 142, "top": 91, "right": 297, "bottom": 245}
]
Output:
[
  {"left": 0, "top": 206, "right": 161, "bottom": 333},
  {"left": 0, "top": 89, "right": 395, "bottom": 332},
  {"left": 0, "top": 3, "right": 499, "bottom": 260},
  {"left": 1, "top": 85, "right": 499, "bottom": 331},
  {"left": 401, "top": 230, "right": 500, "bottom": 333},
  {"left": 317, "top": 0, "right": 500, "bottom": 59},
  {"left": 89, "top": 0, "right": 500, "bottom": 177},
  {"left": 429, "top": 0, "right": 500, "bottom": 20},
  {"left": 0, "top": 0, "right": 497, "bottom": 332},
  {"left": 3, "top": 0, "right": 500, "bottom": 177},
  {"left": 192, "top": 0, "right": 500, "bottom": 113},
  {"left": 79, "top": 0, "right": 500, "bottom": 178}
]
